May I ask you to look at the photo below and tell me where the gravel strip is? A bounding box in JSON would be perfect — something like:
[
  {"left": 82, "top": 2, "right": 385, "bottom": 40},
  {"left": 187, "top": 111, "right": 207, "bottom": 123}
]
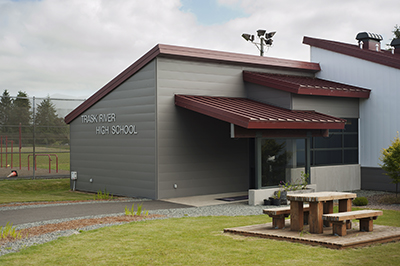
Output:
[{"left": 1, "top": 190, "right": 398, "bottom": 257}]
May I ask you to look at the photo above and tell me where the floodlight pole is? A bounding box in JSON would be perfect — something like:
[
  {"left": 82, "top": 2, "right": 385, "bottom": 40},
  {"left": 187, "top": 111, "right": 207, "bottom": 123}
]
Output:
[
  {"left": 242, "top": 29, "right": 275, "bottom": 57},
  {"left": 259, "top": 39, "right": 265, "bottom": 56}
]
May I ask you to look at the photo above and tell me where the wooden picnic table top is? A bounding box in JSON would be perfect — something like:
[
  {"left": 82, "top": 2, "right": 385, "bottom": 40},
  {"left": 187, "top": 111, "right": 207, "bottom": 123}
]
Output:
[{"left": 287, "top": 191, "right": 357, "bottom": 202}]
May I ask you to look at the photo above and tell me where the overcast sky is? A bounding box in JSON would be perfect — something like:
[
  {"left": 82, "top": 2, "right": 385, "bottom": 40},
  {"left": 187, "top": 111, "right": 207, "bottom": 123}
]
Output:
[{"left": 0, "top": 0, "right": 399, "bottom": 99}]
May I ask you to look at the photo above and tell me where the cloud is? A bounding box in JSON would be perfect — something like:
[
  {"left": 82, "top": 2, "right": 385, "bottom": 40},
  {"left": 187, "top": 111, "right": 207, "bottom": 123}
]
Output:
[{"left": 0, "top": 0, "right": 399, "bottom": 98}]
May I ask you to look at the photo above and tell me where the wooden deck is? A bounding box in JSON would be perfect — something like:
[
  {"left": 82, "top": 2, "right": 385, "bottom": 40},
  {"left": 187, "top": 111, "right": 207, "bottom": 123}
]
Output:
[{"left": 224, "top": 220, "right": 400, "bottom": 249}]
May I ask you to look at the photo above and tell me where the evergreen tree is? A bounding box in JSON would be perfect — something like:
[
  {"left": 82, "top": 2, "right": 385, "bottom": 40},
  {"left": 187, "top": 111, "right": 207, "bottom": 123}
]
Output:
[
  {"left": 0, "top": 90, "right": 13, "bottom": 134},
  {"left": 35, "top": 96, "right": 68, "bottom": 144},
  {"left": 11, "top": 91, "right": 31, "bottom": 125}
]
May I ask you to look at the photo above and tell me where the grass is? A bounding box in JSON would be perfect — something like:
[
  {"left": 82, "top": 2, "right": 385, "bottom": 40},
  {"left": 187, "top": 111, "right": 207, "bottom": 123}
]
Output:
[
  {"left": 1, "top": 146, "right": 70, "bottom": 171},
  {"left": 0, "top": 178, "right": 399, "bottom": 264},
  {"left": 0, "top": 214, "right": 399, "bottom": 265},
  {"left": 0, "top": 178, "right": 95, "bottom": 204}
]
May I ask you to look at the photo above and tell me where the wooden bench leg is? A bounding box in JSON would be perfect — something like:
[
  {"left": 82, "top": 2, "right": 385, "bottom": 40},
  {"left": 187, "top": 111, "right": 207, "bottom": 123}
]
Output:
[
  {"left": 332, "top": 221, "right": 347, "bottom": 236},
  {"left": 303, "top": 211, "right": 309, "bottom": 225},
  {"left": 359, "top": 218, "right": 374, "bottom": 232},
  {"left": 339, "top": 199, "right": 352, "bottom": 229},
  {"left": 323, "top": 201, "right": 333, "bottom": 227},
  {"left": 272, "top": 215, "right": 287, "bottom": 229}
]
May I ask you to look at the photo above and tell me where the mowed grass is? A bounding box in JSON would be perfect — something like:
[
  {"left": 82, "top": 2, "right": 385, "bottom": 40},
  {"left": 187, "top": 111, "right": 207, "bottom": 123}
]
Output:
[
  {"left": 0, "top": 178, "right": 94, "bottom": 204},
  {"left": 0, "top": 214, "right": 399, "bottom": 265},
  {"left": 2, "top": 146, "right": 70, "bottom": 171}
]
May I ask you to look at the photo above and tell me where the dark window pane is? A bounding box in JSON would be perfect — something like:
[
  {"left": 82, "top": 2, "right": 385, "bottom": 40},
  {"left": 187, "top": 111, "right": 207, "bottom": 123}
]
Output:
[
  {"left": 344, "top": 134, "right": 358, "bottom": 148},
  {"left": 344, "top": 149, "right": 358, "bottom": 164},
  {"left": 296, "top": 151, "right": 305, "bottom": 167},
  {"left": 345, "top": 118, "right": 358, "bottom": 132},
  {"left": 296, "top": 139, "right": 305, "bottom": 150},
  {"left": 314, "top": 134, "right": 342, "bottom": 149},
  {"left": 314, "top": 150, "right": 342, "bottom": 165}
]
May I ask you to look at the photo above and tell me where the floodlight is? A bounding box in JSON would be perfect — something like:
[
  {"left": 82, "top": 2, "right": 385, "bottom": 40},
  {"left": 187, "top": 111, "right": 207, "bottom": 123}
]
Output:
[
  {"left": 264, "top": 39, "right": 273, "bottom": 45},
  {"left": 242, "top": 29, "right": 276, "bottom": 56},
  {"left": 242, "top": 33, "right": 253, "bottom": 41},
  {"left": 265, "top": 31, "right": 276, "bottom": 39},
  {"left": 257, "top": 29, "right": 266, "bottom": 37}
]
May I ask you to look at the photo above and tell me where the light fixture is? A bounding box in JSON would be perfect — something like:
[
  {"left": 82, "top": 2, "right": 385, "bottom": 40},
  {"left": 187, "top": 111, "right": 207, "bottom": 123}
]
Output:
[{"left": 241, "top": 29, "right": 276, "bottom": 56}]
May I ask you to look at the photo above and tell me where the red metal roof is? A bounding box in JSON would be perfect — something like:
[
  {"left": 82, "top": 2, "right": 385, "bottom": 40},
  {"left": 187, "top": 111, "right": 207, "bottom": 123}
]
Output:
[
  {"left": 65, "top": 44, "right": 320, "bottom": 124},
  {"left": 175, "top": 95, "right": 346, "bottom": 130},
  {"left": 243, "top": 71, "right": 371, "bottom": 98},
  {"left": 303, "top": 36, "right": 400, "bottom": 70}
]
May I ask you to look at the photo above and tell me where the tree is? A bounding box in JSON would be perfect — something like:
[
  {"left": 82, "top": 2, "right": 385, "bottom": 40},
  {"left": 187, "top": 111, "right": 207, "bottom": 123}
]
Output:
[
  {"left": 0, "top": 90, "right": 13, "bottom": 134},
  {"left": 393, "top": 24, "right": 400, "bottom": 39},
  {"left": 11, "top": 91, "right": 31, "bottom": 125},
  {"left": 379, "top": 132, "right": 400, "bottom": 197},
  {"left": 35, "top": 96, "right": 69, "bottom": 144}
]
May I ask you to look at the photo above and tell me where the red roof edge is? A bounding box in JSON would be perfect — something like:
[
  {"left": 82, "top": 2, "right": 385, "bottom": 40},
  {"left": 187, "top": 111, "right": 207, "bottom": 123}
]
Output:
[
  {"left": 65, "top": 44, "right": 320, "bottom": 124},
  {"left": 303, "top": 36, "right": 400, "bottom": 70}
]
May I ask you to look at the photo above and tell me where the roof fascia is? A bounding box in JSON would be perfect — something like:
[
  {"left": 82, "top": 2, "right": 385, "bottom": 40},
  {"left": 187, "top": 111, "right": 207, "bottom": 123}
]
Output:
[
  {"left": 243, "top": 71, "right": 370, "bottom": 98},
  {"left": 65, "top": 44, "right": 320, "bottom": 124},
  {"left": 303, "top": 36, "right": 400, "bottom": 70}
]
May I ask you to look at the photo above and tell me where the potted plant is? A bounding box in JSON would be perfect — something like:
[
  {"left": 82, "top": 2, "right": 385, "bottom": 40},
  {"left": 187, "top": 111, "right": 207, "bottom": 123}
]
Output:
[
  {"left": 263, "top": 198, "right": 271, "bottom": 205},
  {"left": 272, "top": 190, "right": 281, "bottom": 206}
]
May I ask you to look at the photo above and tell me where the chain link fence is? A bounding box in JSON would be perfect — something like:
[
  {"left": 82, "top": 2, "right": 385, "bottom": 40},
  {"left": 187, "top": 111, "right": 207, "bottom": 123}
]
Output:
[{"left": 0, "top": 95, "right": 85, "bottom": 179}]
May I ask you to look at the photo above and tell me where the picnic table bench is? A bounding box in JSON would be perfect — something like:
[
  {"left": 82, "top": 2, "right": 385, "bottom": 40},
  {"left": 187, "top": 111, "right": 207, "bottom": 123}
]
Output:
[
  {"left": 322, "top": 210, "right": 383, "bottom": 236},
  {"left": 263, "top": 205, "right": 309, "bottom": 229}
]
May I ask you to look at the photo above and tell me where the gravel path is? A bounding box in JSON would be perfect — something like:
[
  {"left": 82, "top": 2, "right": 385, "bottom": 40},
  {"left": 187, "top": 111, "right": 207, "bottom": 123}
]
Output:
[{"left": 1, "top": 190, "right": 399, "bottom": 257}]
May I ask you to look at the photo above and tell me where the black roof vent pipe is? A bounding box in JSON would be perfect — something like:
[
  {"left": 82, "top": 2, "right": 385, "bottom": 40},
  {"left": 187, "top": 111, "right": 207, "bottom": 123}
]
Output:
[
  {"left": 390, "top": 38, "right": 400, "bottom": 55},
  {"left": 356, "top": 32, "right": 383, "bottom": 52}
]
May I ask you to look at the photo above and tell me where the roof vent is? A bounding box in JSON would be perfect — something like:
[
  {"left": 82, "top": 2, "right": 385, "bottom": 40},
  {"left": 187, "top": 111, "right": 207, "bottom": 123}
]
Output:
[
  {"left": 390, "top": 38, "right": 400, "bottom": 55},
  {"left": 356, "top": 32, "right": 383, "bottom": 51}
]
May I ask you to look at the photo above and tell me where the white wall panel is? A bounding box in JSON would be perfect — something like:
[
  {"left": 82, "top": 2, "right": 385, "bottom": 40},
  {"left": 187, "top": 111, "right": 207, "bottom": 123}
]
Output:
[{"left": 311, "top": 47, "right": 400, "bottom": 167}]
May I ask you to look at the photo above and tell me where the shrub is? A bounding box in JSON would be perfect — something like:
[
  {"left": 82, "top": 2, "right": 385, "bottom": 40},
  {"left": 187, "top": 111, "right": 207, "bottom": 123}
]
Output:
[{"left": 353, "top": 197, "right": 368, "bottom": 206}]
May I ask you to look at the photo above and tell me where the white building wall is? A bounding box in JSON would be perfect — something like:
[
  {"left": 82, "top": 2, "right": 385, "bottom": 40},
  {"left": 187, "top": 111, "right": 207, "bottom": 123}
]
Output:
[{"left": 310, "top": 47, "right": 400, "bottom": 168}]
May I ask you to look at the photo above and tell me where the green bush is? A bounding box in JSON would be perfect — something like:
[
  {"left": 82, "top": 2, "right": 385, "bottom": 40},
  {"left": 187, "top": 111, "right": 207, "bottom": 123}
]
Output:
[{"left": 353, "top": 197, "right": 368, "bottom": 206}]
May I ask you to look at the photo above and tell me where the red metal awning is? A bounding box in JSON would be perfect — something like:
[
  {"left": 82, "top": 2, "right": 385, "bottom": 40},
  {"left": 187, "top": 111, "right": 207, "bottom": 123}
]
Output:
[
  {"left": 243, "top": 71, "right": 371, "bottom": 98},
  {"left": 175, "top": 95, "right": 346, "bottom": 130}
]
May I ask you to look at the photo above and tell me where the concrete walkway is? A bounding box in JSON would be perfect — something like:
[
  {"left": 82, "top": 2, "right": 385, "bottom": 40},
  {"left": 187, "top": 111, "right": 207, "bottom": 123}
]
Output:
[
  {"left": 0, "top": 191, "right": 248, "bottom": 226},
  {"left": 0, "top": 200, "right": 191, "bottom": 226}
]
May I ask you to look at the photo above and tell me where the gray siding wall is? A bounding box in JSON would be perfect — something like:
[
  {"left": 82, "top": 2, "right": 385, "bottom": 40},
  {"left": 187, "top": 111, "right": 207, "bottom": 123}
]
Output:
[
  {"left": 246, "top": 82, "right": 292, "bottom": 109},
  {"left": 292, "top": 95, "right": 359, "bottom": 118},
  {"left": 156, "top": 58, "right": 253, "bottom": 199},
  {"left": 70, "top": 61, "right": 157, "bottom": 198}
]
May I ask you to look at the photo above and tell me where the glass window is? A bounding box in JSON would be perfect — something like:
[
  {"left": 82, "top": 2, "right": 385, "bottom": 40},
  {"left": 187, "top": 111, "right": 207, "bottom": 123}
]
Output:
[
  {"left": 344, "top": 134, "right": 358, "bottom": 148},
  {"left": 314, "top": 134, "right": 342, "bottom": 149},
  {"left": 344, "top": 149, "right": 358, "bottom": 164},
  {"left": 296, "top": 118, "right": 359, "bottom": 167},
  {"left": 314, "top": 150, "right": 342, "bottom": 165}
]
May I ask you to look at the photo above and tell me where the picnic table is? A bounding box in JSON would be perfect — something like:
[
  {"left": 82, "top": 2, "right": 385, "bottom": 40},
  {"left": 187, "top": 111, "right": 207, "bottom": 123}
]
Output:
[{"left": 287, "top": 191, "right": 357, "bottom": 234}]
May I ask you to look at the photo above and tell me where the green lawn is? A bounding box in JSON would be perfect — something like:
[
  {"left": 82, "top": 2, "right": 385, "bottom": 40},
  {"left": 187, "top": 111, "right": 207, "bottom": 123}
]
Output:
[
  {"left": 0, "top": 214, "right": 399, "bottom": 265},
  {"left": 0, "top": 178, "right": 94, "bottom": 204},
  {"left": 0, "top": 179, "right": 399, "bottom": 265},
  {"left": 2, "top": 146, "right": 70, "bottom": 171}
]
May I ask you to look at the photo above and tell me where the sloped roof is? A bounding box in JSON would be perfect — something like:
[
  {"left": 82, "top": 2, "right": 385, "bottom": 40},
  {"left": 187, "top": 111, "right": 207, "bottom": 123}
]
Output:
[
  {"left": 303, "top": 36, "right": 400, "bottom": 70},
  {"left": 243, "top": 71, "right": 371, "bottom": 98},
  {"left": 175, "top": 95, "right": 346, "bottom": 130},
  {"left": 65, "top": 44, "right": 320, "bottom": 124}
]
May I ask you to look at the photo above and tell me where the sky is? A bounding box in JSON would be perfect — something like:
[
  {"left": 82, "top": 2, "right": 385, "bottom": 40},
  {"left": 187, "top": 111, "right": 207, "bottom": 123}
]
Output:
[{"left": 0, "top": 0, "right": 399, "bottom": 99}]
